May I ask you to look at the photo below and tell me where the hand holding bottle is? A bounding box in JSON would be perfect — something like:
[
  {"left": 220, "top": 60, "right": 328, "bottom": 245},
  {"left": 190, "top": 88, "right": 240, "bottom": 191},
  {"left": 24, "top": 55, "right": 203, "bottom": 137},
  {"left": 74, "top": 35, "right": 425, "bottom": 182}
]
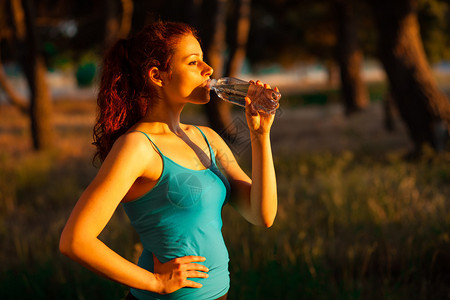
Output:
[
  {"left": 245, "top": 80, "right": 279, "bottom": 136},
  {"left": 208, "top": 77, "right": 281, "bottom": 114}
]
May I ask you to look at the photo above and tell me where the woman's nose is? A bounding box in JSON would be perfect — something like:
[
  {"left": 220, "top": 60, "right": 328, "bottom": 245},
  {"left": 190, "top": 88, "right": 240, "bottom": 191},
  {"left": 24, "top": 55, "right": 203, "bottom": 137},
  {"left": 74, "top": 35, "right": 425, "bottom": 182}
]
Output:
[{"left": 202, "top": 62, "right": 213, "bottom": 77}]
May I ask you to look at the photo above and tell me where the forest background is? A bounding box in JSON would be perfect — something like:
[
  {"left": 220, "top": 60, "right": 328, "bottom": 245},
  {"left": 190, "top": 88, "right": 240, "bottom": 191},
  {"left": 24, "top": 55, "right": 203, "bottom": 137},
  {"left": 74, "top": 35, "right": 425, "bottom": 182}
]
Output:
[{"left": 0, "top": 0, "right": 449, "bottom": 299}]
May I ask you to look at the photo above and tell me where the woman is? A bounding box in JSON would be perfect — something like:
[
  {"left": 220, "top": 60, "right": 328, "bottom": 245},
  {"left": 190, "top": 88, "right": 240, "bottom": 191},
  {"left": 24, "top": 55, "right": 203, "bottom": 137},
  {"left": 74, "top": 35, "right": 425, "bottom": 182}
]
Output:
[{"left": 60, "top": 21, "right": 278, "bottom": 300}]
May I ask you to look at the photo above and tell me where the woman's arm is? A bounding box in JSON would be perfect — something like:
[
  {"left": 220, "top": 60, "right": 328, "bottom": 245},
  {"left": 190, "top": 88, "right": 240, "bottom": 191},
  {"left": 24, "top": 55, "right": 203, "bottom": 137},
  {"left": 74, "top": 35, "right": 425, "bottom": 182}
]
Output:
[
  {"left": 59, "top": 132, "right": 208, "bottom": 294},
  {"left": 202, "top": 81, "right": 278, "bottom": 227}
]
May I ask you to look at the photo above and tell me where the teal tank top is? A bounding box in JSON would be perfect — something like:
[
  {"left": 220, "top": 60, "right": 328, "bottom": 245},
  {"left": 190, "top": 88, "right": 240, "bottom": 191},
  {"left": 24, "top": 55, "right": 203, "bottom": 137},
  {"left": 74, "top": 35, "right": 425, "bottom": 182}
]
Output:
[{"left": 122, "top": 126, "right": 231, "bottom": 300}]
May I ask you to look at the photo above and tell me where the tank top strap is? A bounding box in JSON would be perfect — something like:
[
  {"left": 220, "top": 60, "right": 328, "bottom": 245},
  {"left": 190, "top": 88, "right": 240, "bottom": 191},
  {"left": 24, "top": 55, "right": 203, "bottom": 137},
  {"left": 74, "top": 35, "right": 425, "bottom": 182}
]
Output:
[
  {"left": 131, "top": 130, "right": 163, "bottom": 156},
  {"left": 193, "top": 125, "right": 215, "bottom": 161}
]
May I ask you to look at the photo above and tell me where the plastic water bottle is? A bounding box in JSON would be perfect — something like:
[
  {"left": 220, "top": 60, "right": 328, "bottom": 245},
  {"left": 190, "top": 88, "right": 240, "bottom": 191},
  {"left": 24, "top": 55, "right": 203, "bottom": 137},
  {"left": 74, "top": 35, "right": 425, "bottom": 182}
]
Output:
[{"left": 208, "top": 77, "right": 281, "bottom": 114}]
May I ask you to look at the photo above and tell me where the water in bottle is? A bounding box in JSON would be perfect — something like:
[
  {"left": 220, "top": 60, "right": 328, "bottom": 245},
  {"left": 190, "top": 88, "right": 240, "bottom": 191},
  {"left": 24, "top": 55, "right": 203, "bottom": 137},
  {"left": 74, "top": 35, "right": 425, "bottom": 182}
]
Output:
[{"left": 208, "top": 77, "right": 281, "bottom": 114}]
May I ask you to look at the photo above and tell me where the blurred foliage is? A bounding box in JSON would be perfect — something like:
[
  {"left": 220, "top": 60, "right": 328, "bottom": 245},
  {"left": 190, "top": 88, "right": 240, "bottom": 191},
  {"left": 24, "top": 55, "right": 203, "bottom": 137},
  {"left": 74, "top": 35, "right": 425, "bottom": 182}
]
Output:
[
  {"left": 2, "top": 0, "right": 449, "bottom": 73},
  {"left": 75, "top": 62, "right": 96, "bottom": 86},
  {"left": 418, "top": 0, "right": 450, "bottom": 63},
  {"left": 248, "top": 0, "right": 450, "bottom": 67}
]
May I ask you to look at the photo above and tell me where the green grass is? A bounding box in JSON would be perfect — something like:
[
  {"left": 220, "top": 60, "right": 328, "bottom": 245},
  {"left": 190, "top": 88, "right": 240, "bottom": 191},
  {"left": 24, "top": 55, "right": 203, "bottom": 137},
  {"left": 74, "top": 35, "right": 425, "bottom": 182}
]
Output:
[
  {"left": 1, "top": 148, "right": 449, "bottom": 299},
  {"left": 0, "top": 96, "right": 449, "bottom": 299},
  {"left": 223, "top": 150, "right": 450, "bottom": 299}
]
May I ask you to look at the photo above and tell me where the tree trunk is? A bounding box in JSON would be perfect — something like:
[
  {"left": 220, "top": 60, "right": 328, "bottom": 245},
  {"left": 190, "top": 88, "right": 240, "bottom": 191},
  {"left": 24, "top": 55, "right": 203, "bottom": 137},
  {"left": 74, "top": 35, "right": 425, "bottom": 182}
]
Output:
[
  {"left": 325, "top": 60, "right": 339, "bottom": 87},
  {"left": 0, "top": 0, "right": 28, "bottom": 112},
  {"left": 368, "top": 0, "right": 450, "bottom": 154},
  {"left": 335, "top": 0, "right": 369, "bottom": 115},
  {"left": 27, "top": 57, "right": 53, "bottom": 149},
  {"left": 103, "top": 0, "right": 133, "bottom": 49},
  {"left": 182, "top": 0, "right": 203, "bottom": 26},
  {"left": 20, "top": 0, "right": 53, "bottom": 150},
  {"left": 203, "top": 0, "right": 234, "bottom": 135},
  {"left": 118, "top": 0, "right": 133, "bottom": 39},
  {"left": 225, "top": 0, "right": 251, "bottom": 77},
  {"left": 104, "top": 0, "right": 120, "bottom": 47}
]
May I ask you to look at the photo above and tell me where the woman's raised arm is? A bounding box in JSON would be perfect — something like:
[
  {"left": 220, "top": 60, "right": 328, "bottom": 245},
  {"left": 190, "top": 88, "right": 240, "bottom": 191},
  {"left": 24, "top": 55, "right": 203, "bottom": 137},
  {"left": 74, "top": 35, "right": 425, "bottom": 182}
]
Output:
[{"left": 201, "top": 81, "right": 278, "bottom": 227}]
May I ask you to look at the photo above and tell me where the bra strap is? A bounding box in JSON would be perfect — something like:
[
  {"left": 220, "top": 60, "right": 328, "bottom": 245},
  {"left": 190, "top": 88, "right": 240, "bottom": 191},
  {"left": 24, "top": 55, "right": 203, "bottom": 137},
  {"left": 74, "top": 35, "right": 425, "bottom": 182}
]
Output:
[{"left": 193, "top": 125, "right": 215, "bottom": 161}]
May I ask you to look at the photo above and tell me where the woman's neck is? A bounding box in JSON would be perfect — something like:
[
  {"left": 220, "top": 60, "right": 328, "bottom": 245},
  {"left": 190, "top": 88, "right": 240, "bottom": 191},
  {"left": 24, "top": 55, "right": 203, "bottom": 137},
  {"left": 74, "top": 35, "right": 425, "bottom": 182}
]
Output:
[{"left": 140, "top": 100, "right": 185, "bottom": 134}]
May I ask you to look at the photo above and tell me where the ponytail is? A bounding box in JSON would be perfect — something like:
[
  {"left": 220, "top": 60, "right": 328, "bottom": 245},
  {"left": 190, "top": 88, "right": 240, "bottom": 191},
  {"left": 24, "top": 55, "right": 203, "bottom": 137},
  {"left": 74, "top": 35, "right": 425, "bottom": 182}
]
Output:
[{"left": 93, "top": 39, "right": 148, "bottom": 164}]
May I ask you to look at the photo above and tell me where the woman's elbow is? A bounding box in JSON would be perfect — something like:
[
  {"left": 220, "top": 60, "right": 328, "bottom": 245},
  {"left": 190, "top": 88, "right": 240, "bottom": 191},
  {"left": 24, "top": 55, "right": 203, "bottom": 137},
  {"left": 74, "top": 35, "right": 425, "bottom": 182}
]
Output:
[
  {"left": 59, "top": 231, "right": 74, "bottom": 257},
  {"left": 256, "top": 211, "right": 276, "bottom": 227},
  {"left": 59, "top": 229, "right": 84, "bottom": 259},
  {"left": 261, "top": 200, "right": 277, "bottom": 228},
  {"left": 261, "top": 216, "right": 275, "bottom": 228}
]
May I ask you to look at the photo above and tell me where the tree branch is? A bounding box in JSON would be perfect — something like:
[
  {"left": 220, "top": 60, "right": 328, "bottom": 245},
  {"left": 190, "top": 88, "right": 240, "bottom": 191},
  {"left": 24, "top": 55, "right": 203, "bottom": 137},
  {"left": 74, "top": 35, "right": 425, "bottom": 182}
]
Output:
[
  {"left": 0, "top": 60, "right": 29, "bottom": 113},
  {"left": 118, "top": 0, "right": 133, "bottom": 39}
]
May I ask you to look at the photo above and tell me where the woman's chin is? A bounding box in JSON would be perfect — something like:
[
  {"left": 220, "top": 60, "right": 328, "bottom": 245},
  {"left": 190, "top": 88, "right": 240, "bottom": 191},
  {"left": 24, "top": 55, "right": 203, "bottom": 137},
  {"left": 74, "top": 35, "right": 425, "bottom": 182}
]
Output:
[
  {"left": 196, "top": 98, "right": 210, "bottom": 105},
  {"left": 188, "top": 91, "right": 211, "bottom": 105}
]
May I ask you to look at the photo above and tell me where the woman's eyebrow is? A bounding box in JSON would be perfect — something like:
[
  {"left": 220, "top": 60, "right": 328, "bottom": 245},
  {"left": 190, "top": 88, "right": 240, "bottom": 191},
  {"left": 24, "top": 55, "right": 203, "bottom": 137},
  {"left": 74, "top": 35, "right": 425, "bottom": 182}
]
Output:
[{"left": 184, "top": 53, "right": 203, "bottom": 59}]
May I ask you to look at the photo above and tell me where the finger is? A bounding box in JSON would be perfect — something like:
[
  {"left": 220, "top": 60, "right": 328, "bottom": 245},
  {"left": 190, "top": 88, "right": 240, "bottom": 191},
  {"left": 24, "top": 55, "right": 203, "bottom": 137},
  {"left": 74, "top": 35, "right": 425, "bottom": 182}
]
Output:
[
  {"left": 250, "top": 106, "right": 258, "bottom": 116},
  {"left": 175, "top": 256, "right": 206, "bottom": 264},
  {"left": 245, "top": 96, "right": 252, "bottom": 106},
  {"left": 249, "top": 80, "right": 255, "bottom": 85},
  {"left": 256, "top": 80, "right": 263, "bottom": 86},
  {"left": 274, "top": 87, "right": 279, "bottom": 93},
  {"left": 184, "top": 280, "right": 203, "bottom": 289},
  {"left": 245, "top": 97, "right": 258, "bottom": 116},
  {"left": 258, "top": 110, "right": 271, "bottom": 117},
  {"left": 264, "top": 83, "right": 271, "bottom": 89},
  {"left": 185, "top": 270, "right": 209, "bottom": 279},
  {"left": 185, "top": 263, "right": 209, "bottom": 272}
]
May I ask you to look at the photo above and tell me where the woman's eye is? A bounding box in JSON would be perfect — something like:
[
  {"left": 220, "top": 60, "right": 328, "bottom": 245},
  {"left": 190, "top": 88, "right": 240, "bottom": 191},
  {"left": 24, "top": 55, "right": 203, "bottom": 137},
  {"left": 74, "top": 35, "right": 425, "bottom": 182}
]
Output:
[{"left": 189, "top": 61, "right": 198, "bottom": 65}]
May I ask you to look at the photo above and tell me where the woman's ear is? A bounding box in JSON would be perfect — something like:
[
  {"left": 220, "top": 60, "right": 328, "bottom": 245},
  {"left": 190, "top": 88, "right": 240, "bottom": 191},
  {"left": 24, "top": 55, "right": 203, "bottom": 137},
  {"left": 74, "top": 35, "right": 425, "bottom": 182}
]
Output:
[{"left": 148, "top": 67, "right": 164, "bottom": 87}]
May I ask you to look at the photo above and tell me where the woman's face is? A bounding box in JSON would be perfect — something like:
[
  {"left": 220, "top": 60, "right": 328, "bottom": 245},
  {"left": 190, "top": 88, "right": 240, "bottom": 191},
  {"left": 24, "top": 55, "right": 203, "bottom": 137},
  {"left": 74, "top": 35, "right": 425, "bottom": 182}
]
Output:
[{"left": 160, "top": 34, "right": 213, "bottom": 105}]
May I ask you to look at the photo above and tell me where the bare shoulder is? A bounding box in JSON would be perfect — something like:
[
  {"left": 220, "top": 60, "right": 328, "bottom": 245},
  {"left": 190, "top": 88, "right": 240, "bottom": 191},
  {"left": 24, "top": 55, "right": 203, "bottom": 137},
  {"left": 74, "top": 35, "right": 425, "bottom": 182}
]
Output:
[
  {"left": 194, "top": 125, "right": 223, "bottom": 143},
  {"left": 194, "top": 125, "right": 236, "bottom": 161},
  {"left": 104, "top": 130, "right": 160, "bottom": 169},
  {"left": 115, "top": 131, "right": 155, "bottom": 153}
]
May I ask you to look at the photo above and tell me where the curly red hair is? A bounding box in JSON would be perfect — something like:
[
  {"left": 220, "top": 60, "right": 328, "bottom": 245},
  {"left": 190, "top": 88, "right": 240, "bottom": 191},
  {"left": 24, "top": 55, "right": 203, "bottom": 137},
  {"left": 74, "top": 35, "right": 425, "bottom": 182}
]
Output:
[{"left": 93, "top": 21, "right": 198, "bottom": 163}]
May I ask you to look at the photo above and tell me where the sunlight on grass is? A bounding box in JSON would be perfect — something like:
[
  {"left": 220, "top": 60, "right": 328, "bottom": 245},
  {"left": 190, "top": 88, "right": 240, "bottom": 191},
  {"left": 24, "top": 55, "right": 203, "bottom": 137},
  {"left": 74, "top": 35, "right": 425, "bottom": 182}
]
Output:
[
  {"left": 0, "top": 99, "right": 449, "bottom": 299},
  {"left": 222, "top": 151, "right": 450, "bottom": 299}
]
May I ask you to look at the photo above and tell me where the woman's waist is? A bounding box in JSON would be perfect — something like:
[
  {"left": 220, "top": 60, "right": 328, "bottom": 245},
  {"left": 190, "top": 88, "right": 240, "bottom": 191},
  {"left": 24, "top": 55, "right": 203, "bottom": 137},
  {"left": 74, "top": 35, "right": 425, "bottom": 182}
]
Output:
[
  {"left": 134, "top": 248, "right": 229, "bottom": 299},
  {"left": 140, "top": 227, "right": 226, "bottom": 259},
  {"left": 140, "top": 237, "right": 229, "bottom": 270}
]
